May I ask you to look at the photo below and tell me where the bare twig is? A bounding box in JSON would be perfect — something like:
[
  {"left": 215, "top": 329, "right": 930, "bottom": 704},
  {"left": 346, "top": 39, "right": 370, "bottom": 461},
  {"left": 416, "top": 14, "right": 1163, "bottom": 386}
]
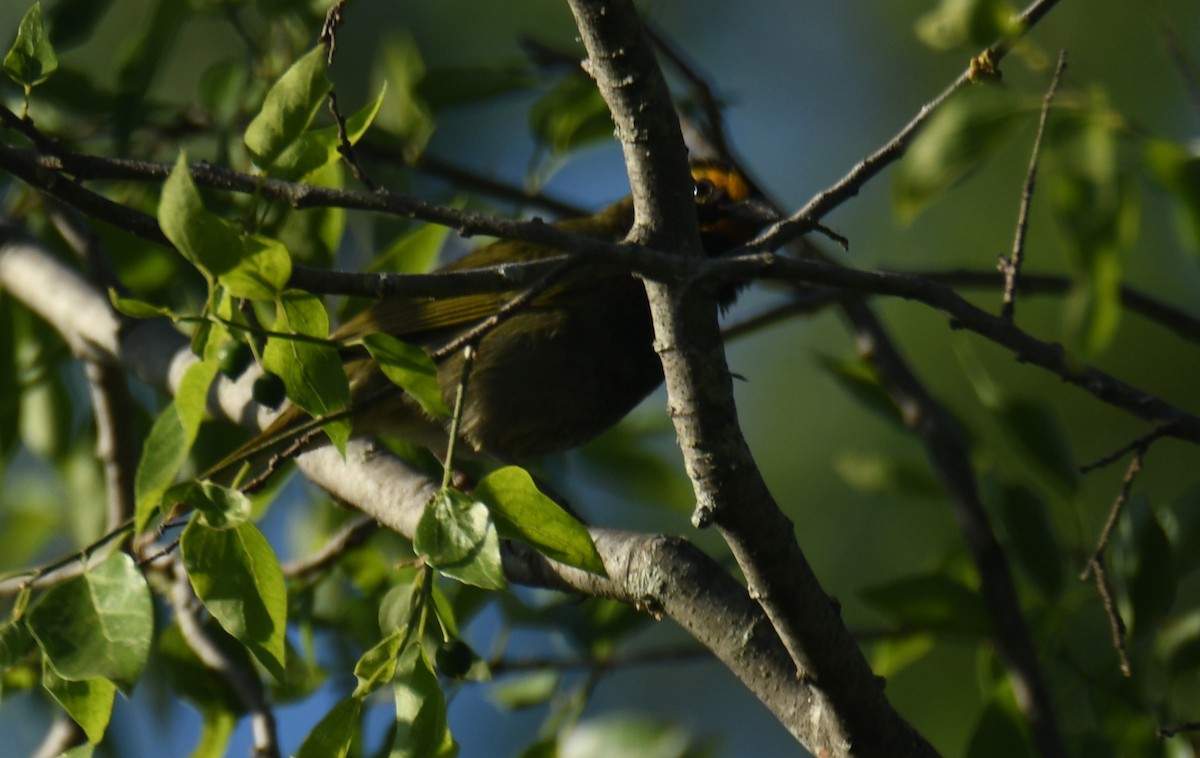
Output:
[
  {"left": 1079, "top": 446, "right": 1145, "bottom": 677},
  {"left": 1085, "top": 557, "right": 1132, "bottom": 676},
  {"left": 282, "top": 514, "right": 379, "bottom": 579},
  {"left": 1081, "top": 448, "right": 1146, "bottom": 580},
  {"left": 1000, "top": 50, "right": 1067, "bottom": 321},
  {"left": 327, "top": 91, "right": 374, "bottom": 188},
  {"left": 30, "top": 716, "right": 87, "bottom": 758},
  {"left": 915, "top": 269, "right": 1200, "bottom": 347}
]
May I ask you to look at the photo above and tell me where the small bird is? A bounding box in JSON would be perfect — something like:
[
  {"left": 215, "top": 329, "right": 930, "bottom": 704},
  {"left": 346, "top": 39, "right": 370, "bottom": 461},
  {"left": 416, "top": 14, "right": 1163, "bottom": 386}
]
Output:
[{"left": 228, "top": 161, "right": 775, "bottom": 473}]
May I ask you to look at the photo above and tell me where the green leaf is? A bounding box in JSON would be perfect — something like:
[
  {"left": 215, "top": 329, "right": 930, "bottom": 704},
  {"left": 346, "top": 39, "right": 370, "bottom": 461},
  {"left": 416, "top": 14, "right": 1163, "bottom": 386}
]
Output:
[
  {"left": 418, "top": 65, "right": 534, "bottom": 110},
  {"left": 814, "top": 353, "right": 904, "bottom": 429},
  {"left": 26, "top": 553, "right": 153, "bottom": 693},
  {"left": 244, "top": 46, "right": 332, "bottom": 169},
  {"left": 1116, "top": 496, "right": 1176, "bottom": 634},
  {"left": 42, "top": 666, "right": 116, "bottom": 744},
  {"left": 867, "top": 634, "right": 935, "bottom": 679},
  {"left": 168, "top": 480, "right": 252, "bottom": 529},
  {"left": 391, "top": 643, "right": 457, "bottom": 758},
  {"left": 296, "top": 695, "right": 362, "bottom": 758},
  {"left": 262, "top": 291, "right": 351, "bottom": 451},
  {"left": 964, "top": 696, "right": 1032, "bottom": 758},
  {"left": 415, "top": 489, "right": 506, "bottom": 590},
  {"left": 993, "top": 484, "right": 1063, "bottom": 599},
  {"left": 225, "top": 234, "right": 293, "bottom": 302},
  {"left": 107, "top": 289, "right": 177, "bottom": 320},
  {"left": 859, "top": 573, "right": 989, "bottom": 636},
  {"left": 1145, "top": 139, "right": 1200, "bottom": 257},
  {"left": 353, "top": 627, "right": 407, "bottom": 698},
  {"left": 915, "top": 0, "right": 1021, "bottom": 51},
  {"left": 561, "top": 714, "right": 692, "bottom": 758},
  {"left": 474, "top": 466, "right": 605, "bottom": 575},
  {"left": 158, "top": 154, "right": 292, "bottom": 299},
  {"left": 181, "top": 520, "right": 288, "bottom": 680},
  {"left": 832, "top": 452, "right": 943, "bottom": 497},
  {"left": 362, "top": 333, "right": 450, "bottom": 418},
  {"left": 489, "top": 670, "right": 560, "bottom": 710},
  {"left": 45, "top": 0, "right": 115, "bottom": 51},
  {"left": 993, "top": 399, "right": 1078, "bottom": 494},
  {"left": 367, "top": 221, "right": 449, "bottom": 275},
  {"left": 529, "top": 71, "right": 613, "bottom": 155},
  {"left": 133, "top": 358, "right": 218, "bottom": 531},
  {"left": 269, "top": 83, "right": 388, "bottom": 182},
  {"left": 894, "top": 86, "right": 1026, "bottom": 222},
  {"left": 159, "top": 153, "right": 241, "bottom": 284},
  {"left": 0, "top": 617, "right": 37, "bottom": 669},
  {"left": 4, "top": 2, "right": 58, "bottom": 89},
  {"left": 1049, "top": 102, "right": 1138, "bottom": 355},
  {"left": 374, "top": 32, "right": 435, "bottom": 154}
]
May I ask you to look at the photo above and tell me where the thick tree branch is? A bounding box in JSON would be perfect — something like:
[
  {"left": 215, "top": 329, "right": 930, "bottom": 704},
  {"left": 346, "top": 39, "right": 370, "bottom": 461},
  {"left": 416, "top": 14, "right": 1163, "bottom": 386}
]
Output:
[{"left": 566, "top": 1, "right": 936, "bottom": 756}]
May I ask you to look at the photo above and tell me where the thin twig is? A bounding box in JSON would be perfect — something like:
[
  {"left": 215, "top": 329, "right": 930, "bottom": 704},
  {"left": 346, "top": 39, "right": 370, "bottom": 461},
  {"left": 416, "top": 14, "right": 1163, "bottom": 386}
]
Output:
[
  {"left": 282, "top": 515, "right": 379, "bottom": 579},
  {"left": 1081, "top": 447, "right": 1146, "bottom": 580},
  {"left": 1085, "top": 557, "right": 1132, "bottom": 676},
  {"left": 1000, "top": 50, "right": 1067, "bottom": 321},
  {"left": 327, "top": 91, "right": 374, "bottom": 188},
  {"left": 1080, "top": 427, "right": 1171, "bottom": 473}
]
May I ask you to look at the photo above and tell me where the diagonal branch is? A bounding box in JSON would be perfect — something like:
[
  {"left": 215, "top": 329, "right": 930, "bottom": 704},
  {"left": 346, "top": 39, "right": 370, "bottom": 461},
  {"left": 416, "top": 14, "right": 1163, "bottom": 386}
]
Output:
[{"left": 566, "top": 1, "right": 936, "bottom": 756}]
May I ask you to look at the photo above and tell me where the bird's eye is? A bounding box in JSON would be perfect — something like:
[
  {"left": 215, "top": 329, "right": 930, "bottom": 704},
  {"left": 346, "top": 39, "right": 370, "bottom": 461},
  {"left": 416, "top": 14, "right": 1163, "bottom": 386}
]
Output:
[{"left": 694, "top": 178, "right": 723, "bottom": 205}]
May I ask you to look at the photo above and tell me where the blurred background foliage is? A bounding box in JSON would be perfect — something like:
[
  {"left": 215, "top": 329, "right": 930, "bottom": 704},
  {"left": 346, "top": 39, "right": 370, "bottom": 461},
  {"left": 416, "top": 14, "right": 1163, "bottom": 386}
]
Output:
[{"left": 2, "top": 0, "right": 1200, "bottom": 756}]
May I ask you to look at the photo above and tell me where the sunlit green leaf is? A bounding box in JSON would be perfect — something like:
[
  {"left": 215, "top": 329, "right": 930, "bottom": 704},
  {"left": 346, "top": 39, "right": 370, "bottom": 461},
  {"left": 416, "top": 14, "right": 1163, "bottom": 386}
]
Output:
[
  {"left": 244, "top": 46, "right": 332, "bottom": 169},
  {"left": 268, "top": 83, "right": 388, "bottom": 182},
  {"left": 392, "top": 643, "right": 457, "bottom": 758},
  {"left": 362, "top": 333, "right": 450, "bottom": 419},
  {"left": 529, "top": 71, "right": 612, "bottom": 155},
  {"left": 4, "top": 2, "right": 58, "bottom": 89},
  {"left": 168, "top": 479, "right": 253, "bottom": 529},
  {"left": 415, "top": 489, "right": 506, "bottom": 590},
  {"left": 133, "top": 358, "right": 218, "bottom": 531},
  {"left": 353, "top": 627, "right": 407, "bottom": 698},
  {"left": 26, "top": 553, "right": 153, "bottom": 692},
  {"left": 159, "top": 153, "right": 291, "bottom": 299},
  {"left": 367, "top": 221, "right": 449, "bottom": 275},
  {"left": 181, "top": 519, "right": 288, "bottom": 680},
  {"left": 42, "top": 666, "right": 115, "bottom": 744},
  {"left": 262, "top": 291, "right": 351, "bottom": 452},
  {"left": 475, "top": 466, "right": 605, "bottom": 575},
  {"left": 107, "top": 289, "right": 177, "bottom": 320},
  {"left": 296, "top": 695, "right": 362, "bottom": 758}
]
